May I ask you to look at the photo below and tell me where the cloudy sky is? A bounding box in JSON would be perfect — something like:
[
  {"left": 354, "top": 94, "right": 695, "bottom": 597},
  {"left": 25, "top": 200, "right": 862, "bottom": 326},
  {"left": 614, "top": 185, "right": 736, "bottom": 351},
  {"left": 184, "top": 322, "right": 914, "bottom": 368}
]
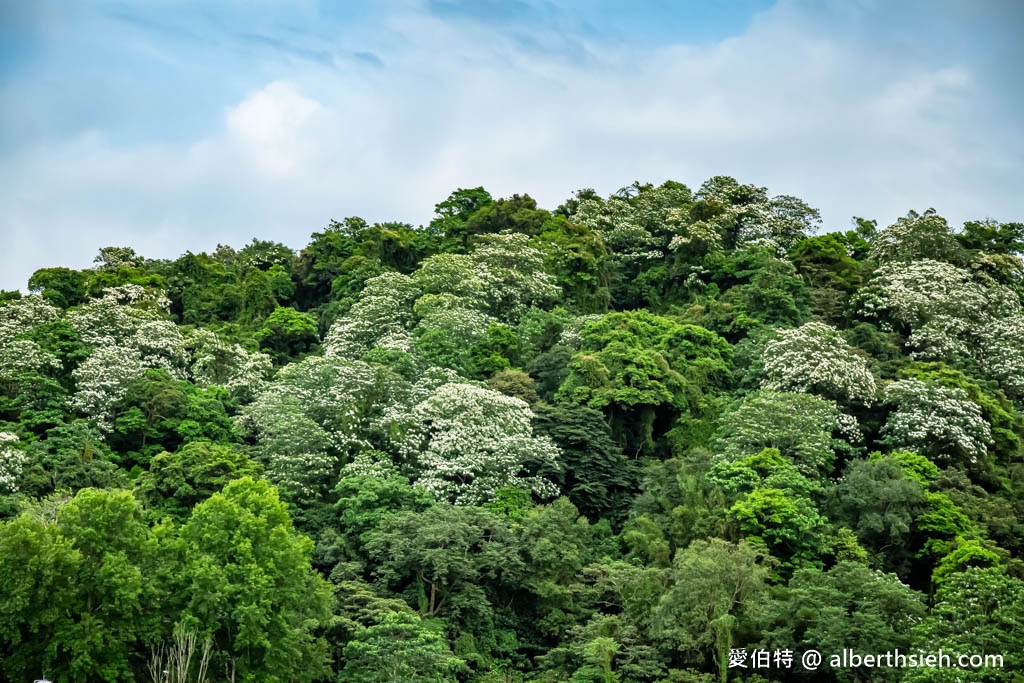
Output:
[{"left": 1, "top": 0, "right": 1021, "bottom": 291}]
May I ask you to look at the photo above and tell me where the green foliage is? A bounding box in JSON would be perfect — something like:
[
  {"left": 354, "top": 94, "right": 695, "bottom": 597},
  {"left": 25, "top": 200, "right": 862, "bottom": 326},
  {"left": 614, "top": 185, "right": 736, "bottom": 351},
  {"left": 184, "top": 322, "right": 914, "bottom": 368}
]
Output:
[
  {"left": 711, "top": 391, "right": 855, "bottom": 479},
  {"left": 532, "top": 401, "right": 638, "bottom": 524},
  {"left": 557, "top": 310, "right": 730, "bottom": 457},
  {"left": 907, "top": 568, "right": 1024, "bottom": 680},
  {"left": 28, "top": 267, "right": 89, "bottom": 309},
  {"left": 760, "top": 562, "right": 926, "bottom": 682},
  {"left": 133, "top": 441, "right": 261, "bottom": 521},
  {"left": 340, "top": 611, "right": 465, "bottom": 682},
  {"left": 4, "top": 178, "right": 1024, "bottom": 683},
  {"left": 652, "top": 539, "right": 770, "bottom": 682},
  {"left": 177, "top": 477, "right": 333, "bottom": 681},
  {"left": 256, "top": 306, "right": 319, "bottom": 363}
]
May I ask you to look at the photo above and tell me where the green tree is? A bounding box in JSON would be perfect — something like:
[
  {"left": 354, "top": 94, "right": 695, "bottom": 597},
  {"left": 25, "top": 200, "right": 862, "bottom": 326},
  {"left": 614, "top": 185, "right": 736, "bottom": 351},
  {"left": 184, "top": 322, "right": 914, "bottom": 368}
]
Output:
[
  {"left": 133, "top": 441, "right": 261, "bottom": 521},
  {"left": 365, "top": 505, "right": 522, "bottom": 621},
  {"left": 556, "top": 311, "right": 730, "bottom": 458},
  {"left": 711, "top": 391, "right": 856, "bottom": 479},
  {"left": 906, "top": 568, "right": 1024, "bottom": 682},
  {"left": 760, "top": 562, "right": 926, "bottom": 683},
  {"left": 652, "top": 539, "right": 770, "bottom": 683},
  {"left": 28, "top": 267, "right": 88, "bottom": 309},
  {"left": 339, "top": 611, "right": 465, "bottom": 683},
  {"left": 255, "top": 306, "right": 319, "bottom": 363},
  {"left": 177, "top": 477, "right": 333, "bottom": 682}
]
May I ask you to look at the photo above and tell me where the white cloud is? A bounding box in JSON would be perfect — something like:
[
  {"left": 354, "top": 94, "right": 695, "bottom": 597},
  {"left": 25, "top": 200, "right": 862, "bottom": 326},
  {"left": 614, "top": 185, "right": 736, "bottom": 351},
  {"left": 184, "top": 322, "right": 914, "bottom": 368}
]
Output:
[{"left": 1, "top": 0, "right": 1020, "bottom": 291}]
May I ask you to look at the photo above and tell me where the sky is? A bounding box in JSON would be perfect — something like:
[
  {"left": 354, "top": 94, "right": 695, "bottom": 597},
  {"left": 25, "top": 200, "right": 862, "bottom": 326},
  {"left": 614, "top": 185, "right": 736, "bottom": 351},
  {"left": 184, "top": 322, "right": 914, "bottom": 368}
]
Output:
[{"left": 1, "top": 0, "right": 1022, "bottom": 291}]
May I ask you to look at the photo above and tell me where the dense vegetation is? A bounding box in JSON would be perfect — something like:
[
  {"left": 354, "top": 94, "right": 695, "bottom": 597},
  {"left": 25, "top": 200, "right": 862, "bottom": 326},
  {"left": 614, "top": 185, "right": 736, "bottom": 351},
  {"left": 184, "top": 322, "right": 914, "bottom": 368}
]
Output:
[{"left": 2, "top": 177, "right": 1023, "bottom": 682}]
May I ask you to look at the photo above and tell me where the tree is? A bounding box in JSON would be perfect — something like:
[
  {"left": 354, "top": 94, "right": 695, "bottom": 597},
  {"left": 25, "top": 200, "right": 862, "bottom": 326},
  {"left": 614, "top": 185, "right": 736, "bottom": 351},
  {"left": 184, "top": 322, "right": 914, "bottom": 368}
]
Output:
[
  {"left": 470, "top": 233, "right": 561, "bottom": 320},
  {"left": 133, "top": 441, "right": 261, "bottom": 522},
  {"left": 761, "top": 321, "right": 877, "bottom": 404},
  {"left": 0, "top": 294, "right": 61, "bottom": 347},
  {"left": 185, "top": 328, "right": 272, "bottom": 401},
  {"left": 176, "top": 477, "right": 333, "bottom": 682},
  {"left": 556, "top": 311, "right": 730, "bottom": 457},
  {"left": 760, "top": 562, "right": 926, "bottom": 682},
  {"left": 711, "top": 391, "right": 857, "bottom": 479},
  {"left": 571, "top": 181, "right": 692, "bottom": 308},
  {"left": 70, "top": 345, "right": 149, "bottom": 433},
  {"left": 241, "top": 356, "right": 405, "bottom": 502},
  {"left": 28, "top": 267, "right": 88, "bottom": 309},
  {"left": 365, "top": 505, "right": 523, "bottom": 625},
  {"left": 880, "top": 379, "right": 992, "bottom": 466},
  {"left": 397, "top": 382, "right": 560, "bottom": 505},
  {"left": 652, "top": 539, "right": 770, "bottom": 683},
  {"left": 855, "top": 259, "right": 1020, "bottom": 363},
  {"left": 729, "top": 486, "right": 828, "bottom": 572},
  {"left": 532, "top": 402, "right": 638, "bottom": 524},
  {"left": 464, "top": 193, "right": 550, "bottom": 238},
  {"left": 255, "top": 306, "right": 318, "bottom": 363},
  {"left": 537, "top": 216, "right": 611, "bottom": 313},
  {"left": 322, "top": 272, "right": 421, "bottom": 361},
  {"left": 0, "top": 512, "right": 84, "bottom": 681},
  {"left": 339, "top": 611, "right": 465, "bottom": 683},
  {"left": 0, "top": 489, "right": 154, "bottom": 682},
  {"left": 906, "top": 568, "right": 1024, "bottom": 681},
  {"left": 868, "top": 209, "right": 963, "bottom": 264},
  {"left": 0, "top": 432, "right": 26, "bottom": 495}
]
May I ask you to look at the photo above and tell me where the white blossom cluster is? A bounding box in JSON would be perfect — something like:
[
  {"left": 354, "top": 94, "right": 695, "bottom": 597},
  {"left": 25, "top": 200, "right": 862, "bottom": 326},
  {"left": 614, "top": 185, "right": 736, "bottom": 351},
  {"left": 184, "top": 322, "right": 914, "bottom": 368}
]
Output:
[
  {"left": 397, "top": 382, "right": 560, "bottom": 505},
  {"left": 573, "top": 196, "right": 664, "bottom": 266},
  {"left": 66, "top": 289, "right": 259, "bottom": 430},
  {"left": 855, "top": 260, "right": 1011, "bottom": 329},
  {"left": 714, "top": 390, "right": 857, "bottom": 478},
  {"left": 0, "top": 294, "right": 60, "bottom": 346},
  {"left": 868, "top": 211, "right": 960, "bottom": 264},
  {"left": 325, "top": 235, "right": 556, "bottom": 368},
  {"left": 69, "top": 345, "right": 148, "bottom": 432},
  {"left": 186, "top": 328, "right": 272, "bottom": 400},
  {"left": 470, "top": 234, "right": 560, "bottom": 319},
  {"left": 241, "top": 356, "right": 399, "bottom": 498},
  {"left": 977, "top": 317, "right": 1024, "bottom": 398},
  {"left": 67, "top": 295, "right": 145, "bottom": 346},
  {"left": 0, "top": 339, "right": 62, "bottom": 388},
  {"left": 133, "top": 320, "right": 189, "bottom": 379},
  {"left": 762, "top": 321, "right": 878, "bottom": 404},
  {"left": 558, "top": 314, "right": 605, "bottom": 350},
  {"left": 0, "top": 432, "right": 26, "bottom": 495},
  {"left": 856, "top": 260, "right": 1024, "bottom": 398},
  {"left": 668, "top": 219, "right": 724, "bottom": 254},
  {"left": 323, "top": 272, "right": 421, "bottom": 359},
  {"left": 880, "top": 379, "right": 992, "bottom": 464}
]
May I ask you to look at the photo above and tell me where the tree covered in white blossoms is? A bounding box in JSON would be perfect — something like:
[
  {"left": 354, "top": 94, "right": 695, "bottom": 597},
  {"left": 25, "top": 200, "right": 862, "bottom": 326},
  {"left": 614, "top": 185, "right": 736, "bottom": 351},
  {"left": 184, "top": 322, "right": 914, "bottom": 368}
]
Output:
[
  {"left": 0, "top": 294, "right": 60, "bottom": 346},
  {"left": 880, "top": 379, "right": 992, "bottom": 466},
  {"left": 323, "top": 272, "right": 421, "bottom": 360},
  {"left": 396, "top": 382, "right": 560, "bottom": 505},
  {"left": 69, "top": 345, "right": 149, "bottom": 432},
  {"left": 572, "top": 182, "right": 689, "bottom": 268},
  {"left": 856, "top": 258, "right": 1024, "bottom": 400},
  {"left": 66, "top": 284, "right": 170, "bottom": 346},
  {"left": 185, "top": 328, "right": 272, "bottom": 400},
  {"left": 868, "top": 209, "right": 963, "bottom": 264},
  {"left": 323, "top": 234, "right": 557, "bottom": 375},
  {"left": 762, "top": 321, "right": 877, "bottom": 404},
  {"left": 66, "top": 286, "right": 232, "bottom": 432},
  {"left": 240, "top": 356, "right": 408, "bottom": 499},
  {"left": 0, "top": 432, "right": 25, "bottom": 495},
  {"left": 662, "top": 176, "right": 821, "bottom": 260}
]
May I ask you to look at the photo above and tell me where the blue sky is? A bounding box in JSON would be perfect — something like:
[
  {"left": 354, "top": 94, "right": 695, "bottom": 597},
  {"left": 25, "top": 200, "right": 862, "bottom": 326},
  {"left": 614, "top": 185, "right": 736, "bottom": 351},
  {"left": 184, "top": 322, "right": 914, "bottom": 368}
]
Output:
[{"left": 1, "top": 0, "right": 1021, "bottom": 290}]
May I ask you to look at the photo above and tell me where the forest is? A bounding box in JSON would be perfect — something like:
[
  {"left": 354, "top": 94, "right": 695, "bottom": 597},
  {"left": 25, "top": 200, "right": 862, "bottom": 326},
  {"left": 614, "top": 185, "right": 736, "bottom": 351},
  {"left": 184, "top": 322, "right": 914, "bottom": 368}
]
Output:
[{"left": 1, "top": 176, "right": 1023, "bottom": 682}]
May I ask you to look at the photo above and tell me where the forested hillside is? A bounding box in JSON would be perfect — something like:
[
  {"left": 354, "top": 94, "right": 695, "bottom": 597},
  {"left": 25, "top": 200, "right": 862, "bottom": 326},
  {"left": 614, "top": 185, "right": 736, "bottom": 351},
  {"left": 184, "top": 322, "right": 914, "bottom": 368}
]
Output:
[{"left": 2, "top": 177, "right": 1023, "bottom": 682}]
